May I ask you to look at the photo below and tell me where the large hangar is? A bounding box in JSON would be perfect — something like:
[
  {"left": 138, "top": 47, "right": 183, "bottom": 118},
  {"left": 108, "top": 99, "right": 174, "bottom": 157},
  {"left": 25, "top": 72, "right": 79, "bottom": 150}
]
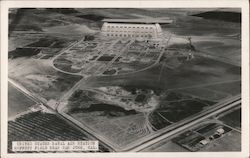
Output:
[{"left": 101, "top": 18, "right": 173, "bottom": 39}]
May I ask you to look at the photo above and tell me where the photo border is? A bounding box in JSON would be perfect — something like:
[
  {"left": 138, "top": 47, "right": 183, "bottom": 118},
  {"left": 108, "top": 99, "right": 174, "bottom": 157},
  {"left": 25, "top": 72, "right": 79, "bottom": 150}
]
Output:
[{"left": 1, "top": 0, "right": 249, "bottom": 158}]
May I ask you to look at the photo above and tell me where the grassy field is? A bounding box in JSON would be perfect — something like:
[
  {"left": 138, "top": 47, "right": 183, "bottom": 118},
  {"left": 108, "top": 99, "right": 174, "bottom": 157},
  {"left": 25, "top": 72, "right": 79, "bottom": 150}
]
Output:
[
  {"left": 205, "top": 81, "right": 241, "bottom": 95},
  {"left": 9, "top": 48, "right": 41, "bottom": 59},
  {"left": 193, "top": 39, "right": 241, "bottom": 65},
  {"left": 150, "top": 97, "right": 215, "bottom": 130},
  {"left": 180, "top": 87, "right": 230, "bottom": 101},
  {"left": 8, "top": 83, "right": 36, "bottom": 119},
  {"left": 9, "top": 58, "right": 82, "bottom": 101},
  {"left": 9, "top": 34, "right": 44, "bottom": 51}
]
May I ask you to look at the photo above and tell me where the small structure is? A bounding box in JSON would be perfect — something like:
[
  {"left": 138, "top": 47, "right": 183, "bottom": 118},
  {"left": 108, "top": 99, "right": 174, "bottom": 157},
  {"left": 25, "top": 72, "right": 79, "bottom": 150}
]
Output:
[
  {"left": 216, "top": 128, "right": 225, "bottom": 135},
  {"left": 199, "top": 139, "right": 209, "bottom": 146}
]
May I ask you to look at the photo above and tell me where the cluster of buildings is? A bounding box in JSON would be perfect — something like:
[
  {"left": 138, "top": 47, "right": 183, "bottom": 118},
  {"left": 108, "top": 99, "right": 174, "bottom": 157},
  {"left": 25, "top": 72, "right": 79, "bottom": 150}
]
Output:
[{"left": 198, "top": 128, "right": 225, "bottom": 146}]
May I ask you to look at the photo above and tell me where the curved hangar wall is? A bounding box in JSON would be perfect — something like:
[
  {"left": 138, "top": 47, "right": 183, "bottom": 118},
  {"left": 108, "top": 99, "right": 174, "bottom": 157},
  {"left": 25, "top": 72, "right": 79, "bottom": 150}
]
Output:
[{"left": 101, "top": 19, "right": 172, "bottom": 39}]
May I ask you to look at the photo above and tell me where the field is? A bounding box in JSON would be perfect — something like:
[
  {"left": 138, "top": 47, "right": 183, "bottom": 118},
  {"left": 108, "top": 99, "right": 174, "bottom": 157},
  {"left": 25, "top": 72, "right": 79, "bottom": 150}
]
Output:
[
  {"left": 192, "top": 11, "right": 241, "bottom": 23},
  {"left": 219, "top": 108, "right": 241, "bottom": 130},
  {"left": 8, "top": 83, "right": 36, "bottom": 119},
  {"left": 180, "top": 88, "right": 230, "bottom": 101},
  {"left": 193, "top": 39, "right": 241, "bottom": 65},
  {"left": 205, "top": 81, "right": 241, "bottom": 95},
  {"left": 9, "top": 34, "right": 78, "bottom": 61},
  {"left": 151, "top": 99, "right": 215, "bottom": 127},
  {"left": 9, "top": 48, "right": 41, "bottom": 59},
  {"left": 9, "top": 34, "right": 43, "bottom": 51}
]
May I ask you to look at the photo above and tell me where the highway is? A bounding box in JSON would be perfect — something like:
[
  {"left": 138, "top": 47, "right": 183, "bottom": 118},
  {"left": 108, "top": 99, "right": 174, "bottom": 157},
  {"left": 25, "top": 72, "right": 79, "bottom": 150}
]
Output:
[{"left": 123, "top": 95, "right": 241, "bottom": 152}]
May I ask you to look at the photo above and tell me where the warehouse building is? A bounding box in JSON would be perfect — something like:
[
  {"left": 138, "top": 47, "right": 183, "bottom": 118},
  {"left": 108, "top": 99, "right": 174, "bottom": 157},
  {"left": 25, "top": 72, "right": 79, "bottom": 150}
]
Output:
[{"left": 101, "top": 18, "right": 173, "bottom": 39}]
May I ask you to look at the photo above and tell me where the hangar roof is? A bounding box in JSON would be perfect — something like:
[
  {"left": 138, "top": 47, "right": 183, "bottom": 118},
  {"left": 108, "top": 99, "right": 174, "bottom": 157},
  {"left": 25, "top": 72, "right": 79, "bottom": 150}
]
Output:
[{"left": 102, "top": 18, "right": 173, "bottom": 24}]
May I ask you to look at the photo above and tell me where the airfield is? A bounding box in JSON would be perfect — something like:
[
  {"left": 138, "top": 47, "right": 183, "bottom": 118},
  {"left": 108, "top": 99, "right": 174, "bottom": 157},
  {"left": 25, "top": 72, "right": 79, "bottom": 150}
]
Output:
[{"left": 8, "top": 8, "right": 241, "bottom": 152}]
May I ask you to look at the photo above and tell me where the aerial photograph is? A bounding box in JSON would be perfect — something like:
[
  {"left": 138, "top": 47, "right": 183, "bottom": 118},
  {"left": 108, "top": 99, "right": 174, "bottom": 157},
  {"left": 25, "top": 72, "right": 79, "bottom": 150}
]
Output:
[{"left": 8, "top": 8, "right": 241, "bottom": 152}]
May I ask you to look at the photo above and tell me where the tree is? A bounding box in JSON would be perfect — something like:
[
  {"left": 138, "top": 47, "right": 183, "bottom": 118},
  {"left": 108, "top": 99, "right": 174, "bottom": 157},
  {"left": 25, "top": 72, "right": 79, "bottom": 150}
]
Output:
[
  {"left": 187, "top": 36, "right": 195, "bottom": 51},
  {"left": 84, "top": 35, "right": 95, "bottom": 41}
]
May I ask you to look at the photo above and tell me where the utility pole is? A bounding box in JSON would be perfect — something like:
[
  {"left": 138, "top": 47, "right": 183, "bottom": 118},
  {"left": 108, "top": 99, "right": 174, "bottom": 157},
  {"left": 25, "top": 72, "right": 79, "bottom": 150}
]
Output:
[{"left": 158, "top": 34, "right": 172, "bottom": 82}]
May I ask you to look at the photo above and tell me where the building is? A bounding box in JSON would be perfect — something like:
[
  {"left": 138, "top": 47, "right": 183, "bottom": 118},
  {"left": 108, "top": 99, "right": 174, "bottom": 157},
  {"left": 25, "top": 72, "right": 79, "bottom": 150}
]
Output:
[{"left": 101, "top": 18, "right": 173, "bottom": 39}]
